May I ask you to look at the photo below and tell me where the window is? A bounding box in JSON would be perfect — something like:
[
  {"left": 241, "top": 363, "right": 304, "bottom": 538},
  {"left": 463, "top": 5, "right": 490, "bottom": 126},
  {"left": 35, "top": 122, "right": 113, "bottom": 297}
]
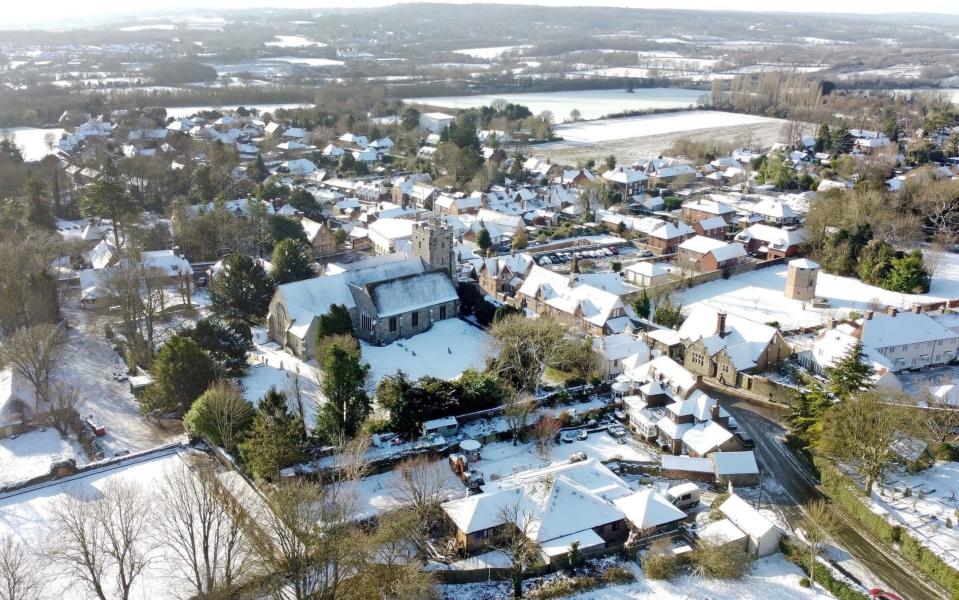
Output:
[
  {"left": 389, "top": 317, "right": 397, "bottom": 333},
  {"left": 411, "top": 311, "right": 419, "bottom": 327},
  {"left": 474, "top": 528, "right": 487, "bottom": 540},
  {"left": 439, "top": 305, "right": 447, "bottom": 319},
  {"left": 361, "top": 313, "right": 374, "bottom": 335}
]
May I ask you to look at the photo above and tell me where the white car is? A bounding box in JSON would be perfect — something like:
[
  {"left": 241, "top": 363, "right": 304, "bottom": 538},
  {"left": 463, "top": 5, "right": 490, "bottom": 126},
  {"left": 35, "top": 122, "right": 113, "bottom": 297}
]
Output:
[{"left": 561, "top": 431, "right": 575, "bottom": 443}]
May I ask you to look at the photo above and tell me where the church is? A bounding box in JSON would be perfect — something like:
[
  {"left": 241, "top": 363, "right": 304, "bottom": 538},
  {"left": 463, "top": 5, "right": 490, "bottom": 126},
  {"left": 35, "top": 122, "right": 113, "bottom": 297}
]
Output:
[{"left": 267, "top": 219, "right": 460, "bottom": 359}]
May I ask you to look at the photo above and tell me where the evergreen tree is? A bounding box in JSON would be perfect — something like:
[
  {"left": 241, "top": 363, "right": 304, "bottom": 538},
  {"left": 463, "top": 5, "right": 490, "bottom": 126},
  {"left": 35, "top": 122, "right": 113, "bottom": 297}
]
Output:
[
  {"left": 141, "top": 335, "right": 216, "bottom": 415},
  {"left": 271, "top": 238, "right": 315, "bottom": 285},
  {"left": 830, "top": 124, "right": 854, "bottom": 154},
  {"left": 317, "top": 336, "right": 371, "bottom": 443},
  {"left": 182, "top": 318, "right": 253, "bottom": 376},
  {"left": 209, "top": 253, "right": 276, "bottom": 326},
  {"left": 266, "top": 214, "right": 307, "bottom": 248},
  {"left": 826, "top": 340, "right": 874, "bottom": 401},
  {"left": 238, "top": 387, "right": 307, "bottom": 481},
  {"left": 247, "top": 153, "right": 269, "bottom": 183},
  {"left": 476, "top": 227, "right": 492, "bottom": 254},
  {"left": 632, "top": 287, "right": 651, "bottom": 321},
  {"left": 886, "top": 250, "right": 930, "bottom": 293},
  {"left": 814, "top": 123, "right": 831, "bottom": 153},
  {"left": 787, "top": 377, "right": 833, "bottom": 451},
  {"left": 23, "top": 173, "right": 55, "bottom": 230},
  {"left": 190, "top": 164, "right": 214, "bottom": 203},
  {"left": 79, "top": 161, "right": 134, "bottom": 249},
  {"left": 316, "top": 304, "right": 356, "bottom": 340}
]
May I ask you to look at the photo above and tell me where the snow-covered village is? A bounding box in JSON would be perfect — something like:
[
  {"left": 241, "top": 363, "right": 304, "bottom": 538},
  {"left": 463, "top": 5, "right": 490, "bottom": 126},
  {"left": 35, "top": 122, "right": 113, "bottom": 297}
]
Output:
[{"left": 5, "top": 3, "right": 959, "bottom": 600}]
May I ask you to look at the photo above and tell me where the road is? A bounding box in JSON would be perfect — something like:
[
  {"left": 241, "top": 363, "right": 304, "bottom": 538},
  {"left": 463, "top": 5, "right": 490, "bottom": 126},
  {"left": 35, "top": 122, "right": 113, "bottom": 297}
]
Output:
[{"left": 715, "top": 392, "right": 945, "bottom": 600}]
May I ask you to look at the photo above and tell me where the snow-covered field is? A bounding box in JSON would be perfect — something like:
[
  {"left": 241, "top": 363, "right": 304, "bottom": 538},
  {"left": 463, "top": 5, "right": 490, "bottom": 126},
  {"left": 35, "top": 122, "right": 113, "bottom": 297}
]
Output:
[
  {"left": 0, "top": 126, "right": 64, "bottom": 161},
  {"left": 471, "top": 431, "right": 657, "bottom": 482},
  {"left": 361, "top": 319, "right": 491, "bottom": 386},
  {"left": 440, "top": 554, "right": 832, "bottom": 600},
  {"left": 405, "top": 88, "right": 704, "bottom": 121},
  {"left": 868, "top": 461, "right": 959, "bottom": 570},
  {"left": 0, "top": 429, "right": 81, "bottom": 487},
  {"left": 261, "top": 56, "right": 345, "bottom": 67},
  {"left": 452, "top": 45, "right": 531, "bottom": 59},
  {"left": 164, "top": 103, "right": 312, "bottom": 119},
  {"left": 265, "top": 35, "right": 327, "bottom": 48},
  {"left": 675, "top": 264, "right": 940, "bottom": 331},
  {"left": 0, "top": 448, "right": 209, "bottom": 600},
  {"left": 552, "top": 110, "right": 781, "bottom": 144}
]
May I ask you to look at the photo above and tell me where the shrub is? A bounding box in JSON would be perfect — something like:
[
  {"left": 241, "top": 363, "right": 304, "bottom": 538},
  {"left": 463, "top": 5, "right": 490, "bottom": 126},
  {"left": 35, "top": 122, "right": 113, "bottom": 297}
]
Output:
[
  {"left": 642, "top": 539, "right": 679, "bottom": 580},
  {"left": 601, "top": 566, "right": 634, "bottom": 584},
  {"left": 690, "top": 541, "right": 751, "bottom": 579},
  {"left": 799, "top": 577, "right": 811, "bottom": 588}
]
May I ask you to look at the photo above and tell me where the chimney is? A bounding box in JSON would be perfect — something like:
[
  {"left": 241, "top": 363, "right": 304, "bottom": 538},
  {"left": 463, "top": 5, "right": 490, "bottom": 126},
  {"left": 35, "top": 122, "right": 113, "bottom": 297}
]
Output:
[
  {"left": 886, "top": 306, "right": 898, "bottom": 317},
  {"left": 828, "top": 318, "right": 837, "bottom": 330},
  {"left": 865, "top": 310, "right": 874, "bottom": 321},
  {"left": 717, "top": 311, "right": 727, "bottom": 337},
  {"left": 912, "top": 304, "right": 922, "bottom": 314}
]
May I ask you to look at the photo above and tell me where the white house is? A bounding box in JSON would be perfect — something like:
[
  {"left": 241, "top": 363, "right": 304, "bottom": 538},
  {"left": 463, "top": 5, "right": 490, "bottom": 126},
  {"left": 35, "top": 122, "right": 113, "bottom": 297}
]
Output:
[
  {"left": 419, "top": 112, "right": 455, "bottom": 134},
  {"left": 858, "top": 311, "right": 959, "bottom": 371}
]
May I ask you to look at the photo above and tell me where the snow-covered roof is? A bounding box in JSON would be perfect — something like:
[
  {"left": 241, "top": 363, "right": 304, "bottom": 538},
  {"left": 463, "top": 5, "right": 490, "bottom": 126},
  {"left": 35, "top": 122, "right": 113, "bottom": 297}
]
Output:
[
  {"left": 698, "top": 216, "right": 727, "bottom": 231},
  {"left": 667, "top": 389, "right": 717, "bottom": 421},
  {"left": 141, "top": 250, "right": 193, "bottom": 277},
  {"left": 602, "top": 166, "right": 649, "bottom": 184},
  {"left": 0, "top": 368, "right": 37, "bottom": 428},
  {"left": 661, "top": 455, "right": 713, "bottom": 473},
  {"left": 678, "top": 305, "right": 778, "bottom": 370},
  {"left": 625, "top": 261, "right": 674, "bottom": 278},
  {"left": 626, "top": 355, "right": 698, "bottom": 397},
  {"left": 719, "top": 493, "right": 776, "bottom": 540},
  {"left": 860, "top": 312, "right": 959, "bottom": 350},
  {"left": 735, "top": 224, "right": 806, "bottom": 249},
  {"left": 682, "top": 198, "right": 734, "bottom": 215},
  {"left": 367, "top": 271, "right": 458, "bottom": 318},
  {"left": 517, "top": 266, "right": 624, "bottom": 328},
  {"left": 711, "top": 451, "right": 759, "bottom": 475},
  {"left": 789, "top": 258, "right": 819, "bottom": 270},
  {"left": 682, "top": 421, "right": 734, "bottom": 455},
  {"left": 698, "top": 518, "right": 748, "bottom": 546},
  {"left": 613, "top": 489, "right": 686, "bottom": 529},
  {"left": 749, "top": 198, "right": 797, "bottom": 220},
  {"left": 423, "top": 416, "right": 458, "bottom": 430}
]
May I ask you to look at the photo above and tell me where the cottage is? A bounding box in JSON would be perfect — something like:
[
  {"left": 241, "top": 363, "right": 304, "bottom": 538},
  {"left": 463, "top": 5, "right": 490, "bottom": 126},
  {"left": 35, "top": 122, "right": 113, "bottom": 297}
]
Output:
[{"left": 300, "top": 217, "right": 339, "bottom": 256}]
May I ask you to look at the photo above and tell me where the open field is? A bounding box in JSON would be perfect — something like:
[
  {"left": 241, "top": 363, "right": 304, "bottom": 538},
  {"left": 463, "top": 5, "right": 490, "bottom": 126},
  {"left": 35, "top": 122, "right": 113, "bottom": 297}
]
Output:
[{"left": 536, "top": 111, "right": 790, "bottom": 164}]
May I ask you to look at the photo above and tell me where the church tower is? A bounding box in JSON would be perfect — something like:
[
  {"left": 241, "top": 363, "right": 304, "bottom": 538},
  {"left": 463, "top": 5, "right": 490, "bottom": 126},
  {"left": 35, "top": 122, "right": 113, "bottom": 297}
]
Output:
[{"left": 413, "top": 218, "right": 455, "bottom": 278}]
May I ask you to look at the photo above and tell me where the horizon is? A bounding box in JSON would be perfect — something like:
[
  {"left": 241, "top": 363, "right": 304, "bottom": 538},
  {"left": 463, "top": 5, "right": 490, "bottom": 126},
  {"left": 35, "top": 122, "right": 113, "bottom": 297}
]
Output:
[{"left": 6, "top": 0, "right": 959, "bottom": 29}]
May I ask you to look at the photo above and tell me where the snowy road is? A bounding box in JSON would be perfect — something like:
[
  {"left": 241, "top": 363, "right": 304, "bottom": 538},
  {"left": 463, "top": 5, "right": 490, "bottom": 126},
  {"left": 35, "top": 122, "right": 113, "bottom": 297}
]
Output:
[{"left": 61, "top": 307, "right": 184, "bottom": 456}]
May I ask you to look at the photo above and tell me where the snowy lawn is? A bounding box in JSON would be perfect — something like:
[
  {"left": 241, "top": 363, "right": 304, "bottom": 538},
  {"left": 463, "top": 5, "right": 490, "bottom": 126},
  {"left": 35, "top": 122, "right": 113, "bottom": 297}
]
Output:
[
  {"left": 868, "top": 461, "right": 959, "bottom": 570},
  {"left": 361, "top": 319, "right": 491, "bottom": 386},
  {"left": 438, "top": 554, "right": 832, "bottom": 600},
  {"left": 0, "top": 428, "right": 81, "bottom": 487},
  {"left": 551, "top": 110, "right": 782, "bottom": 144},
  {"left": 473, "top": 432, "right": 657, "bottom": 482},
  {"left": 926, "top": 248, "right": 959, "bottom": 300},
  {"left": 337, "top": 465, "right": 466, "bottom": 520},
  {"left": 675, "top": 264, "right": 938, "bottom": 330},
  {"left": 0, "top": 448, "right": 216, "bottom": 600},
  {"left": 244, "top": 329, "right": 320, "bottom": 427}
]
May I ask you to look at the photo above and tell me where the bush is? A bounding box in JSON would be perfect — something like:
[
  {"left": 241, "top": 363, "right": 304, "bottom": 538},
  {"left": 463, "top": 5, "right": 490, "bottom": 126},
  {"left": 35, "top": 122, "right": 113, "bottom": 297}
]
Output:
[
  {"left": 601, "top": 566, "right": 634, "bottom": 584},
  {"left": 690, "top": 541, "right": 751, "bottom": 579},
  {"left": 781, "top": 540, "right": 866, "bottom": 600},
  {"left": 799, "top": 577, "right": 811, "bottom": 588},
  {"left": 642, "top": 539, "right": 679, "bottom": 580}
]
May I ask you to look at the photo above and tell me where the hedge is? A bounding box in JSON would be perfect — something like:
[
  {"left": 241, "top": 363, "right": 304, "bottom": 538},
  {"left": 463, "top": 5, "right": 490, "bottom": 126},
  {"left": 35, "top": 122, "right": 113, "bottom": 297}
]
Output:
[
  {"left": 815, "top": 457, "right": 959, "bottom": 599},
  {"left": 781, "top": 540, "right": 867, "bottom": 600}
]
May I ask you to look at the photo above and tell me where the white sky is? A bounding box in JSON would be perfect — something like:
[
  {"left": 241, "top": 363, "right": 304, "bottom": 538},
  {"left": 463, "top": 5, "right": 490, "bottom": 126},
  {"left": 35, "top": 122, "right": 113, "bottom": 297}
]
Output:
[{"left": 5, "top": 0, "right": 959, "bottom": 29}]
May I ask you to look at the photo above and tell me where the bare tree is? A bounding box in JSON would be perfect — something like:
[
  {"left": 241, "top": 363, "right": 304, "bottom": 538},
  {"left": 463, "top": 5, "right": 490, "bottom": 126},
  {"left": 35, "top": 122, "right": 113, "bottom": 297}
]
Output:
[
  {"left": 248, "top": 479, "right": 363, "bottom": 600},
  {"left": 200, "top": 380, "right": 253, "bottom": 453},
  {"left": 98, "top": 252, "right": 168, "bottom": 365},
  {"left": 390, "top": 455, "right": 452, "bottom": 553},
  {"left": 49, "top": 383, "right": 80, "bottom": 436},
  {"left": 530, "top": 412, "right": 561, "bottom": 460},
  {"left": 924, "top": 404, "right": 959, "bottom": 447},
  {"left": 327, "top": 433, "right": 371, "bottom": 483},
  {"left": 49, "top": 481, "right": 152, "bottom": 600},
  {"left": 802, "top": 499, "right": 839, "bottom": 589},
  {"left": 153, "top": 458, "right": 252, "bottom": 597},
  {"left": 496, "top": 504, "right": 541, "bottom": 600},
  {"left": 0, "top": 323, "right": 66, "bottom": 411},
  {"left": 503, "top": 390, "right": 533, "bottom": 446},
  {"left": 0, "top": 535, "right": 45, "bottom": 600}
]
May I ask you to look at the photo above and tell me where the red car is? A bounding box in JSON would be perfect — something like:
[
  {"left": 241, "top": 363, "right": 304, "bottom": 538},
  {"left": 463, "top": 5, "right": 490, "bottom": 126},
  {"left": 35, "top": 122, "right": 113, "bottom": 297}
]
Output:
[
  {"left": 869, "top": 589, "right": 903, "bottom": 600},
  {"left": 608, "top": 246, "right": 619, "bottom": 255},
  {"left": 85, "top": 416, "right": 106, "bottom": 437}
]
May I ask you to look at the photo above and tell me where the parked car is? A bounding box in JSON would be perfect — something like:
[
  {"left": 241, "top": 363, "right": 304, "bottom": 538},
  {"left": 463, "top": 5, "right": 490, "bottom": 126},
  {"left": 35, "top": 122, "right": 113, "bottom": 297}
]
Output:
[
  {"left": 727, "top": 416, "right": 738, "bottom": 430},
  {"left": 613, "top": 410, "right": 626, "bottom": 421},
  {"left": 608, "top": 246, "right": 619, "bottom": 255},
  {"left": 560, "top": 431, "right": 575, "bottom": 443},
  {"left": 577, "top": 430, "right": 588, "bottom": 441},
  {"left": 609, "top": 425, "right": 627, "bottom": 438},
  {"left": 85, "top": 416, "right": 106, "bottom": 437},
  {"left": 735, "top": 430, "right": 755, "bottom": 449},
  {"left": 639, "top": 250, "right": 654, "bottom": 258},
  {"left": 114, "top": 449, "right": 130, "bottom": 457}
]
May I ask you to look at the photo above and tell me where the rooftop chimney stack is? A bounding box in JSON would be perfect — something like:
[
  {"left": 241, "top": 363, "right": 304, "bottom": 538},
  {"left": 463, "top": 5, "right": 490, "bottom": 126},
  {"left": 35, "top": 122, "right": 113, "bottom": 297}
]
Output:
[
  {"left": 717, "top": 311, "right": 727, "bottom": 338},
  {"left": 865, "top": 310, "right": 874, "bottom": 320}
]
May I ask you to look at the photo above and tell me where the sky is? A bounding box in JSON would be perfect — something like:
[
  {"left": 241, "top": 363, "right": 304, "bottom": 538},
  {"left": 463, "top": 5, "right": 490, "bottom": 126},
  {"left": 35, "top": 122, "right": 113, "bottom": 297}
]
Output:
[{"left": 6, "top": 0, "right": 959, "bottom": 28}]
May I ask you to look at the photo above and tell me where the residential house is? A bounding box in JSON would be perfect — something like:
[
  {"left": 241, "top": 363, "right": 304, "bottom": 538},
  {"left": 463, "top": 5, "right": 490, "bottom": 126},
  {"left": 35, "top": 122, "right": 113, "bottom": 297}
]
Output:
[
  {"left": 682, "top": 198, "right": 735, "bottom": 224},
  {"left": 593, "top": 334, "right": 651, "bottom": 379},
  {"left": 0, "top": 368, "right": 41, "bottom": 437},
  {"left": 677, "top": 236, "right": 746, "bottom": 272},
  {"left": 648, "top": 222, "right": 694, "bottom": 254},
  {"left": 734, "top": 224, "right": 806, "bottom": 258},
  {"left": 300, "top": 217, "right": 339, "bottom": 256},
  {"left": 694, "top": 216, "right": 728, "bottom": 240},
  {"left": 435, "top": 192, "right": 483, "bottom": 215},
  {"left": 517, "top": 266, "right": 630, "bottom": 335},
  {"left": 477, "top": 253, "right": 535, "bottom": 298},
  {"left": 602, "top": 166, "right": 648, "bottom": 197},
  {"left": 845, "top": 310, "right": 959, "bottom": 372},
  {"left": 419, "top": 112, "right": 455, "bottom": 134},
  {"left": 747, "top": 198, "right": 799, "bottom": 227}
]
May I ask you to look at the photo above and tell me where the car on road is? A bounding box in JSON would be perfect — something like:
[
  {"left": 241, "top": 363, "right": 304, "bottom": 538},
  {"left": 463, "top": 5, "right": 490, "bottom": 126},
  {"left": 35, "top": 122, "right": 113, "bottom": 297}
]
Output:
[
  {"left": 85, "top": 416, "right": 106, "bottom": 437},
  {"left": 868, "top": 590, "right": 903, "bottom": 600},
  {"left": 577, "top": 430, "right": 588, "bottom": 441},
  {"left": 560, "top": 431, "right": 575, "bottom": 443},
  {"left": 735, "top": 430, "right": 755, "bottom": 449}
]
